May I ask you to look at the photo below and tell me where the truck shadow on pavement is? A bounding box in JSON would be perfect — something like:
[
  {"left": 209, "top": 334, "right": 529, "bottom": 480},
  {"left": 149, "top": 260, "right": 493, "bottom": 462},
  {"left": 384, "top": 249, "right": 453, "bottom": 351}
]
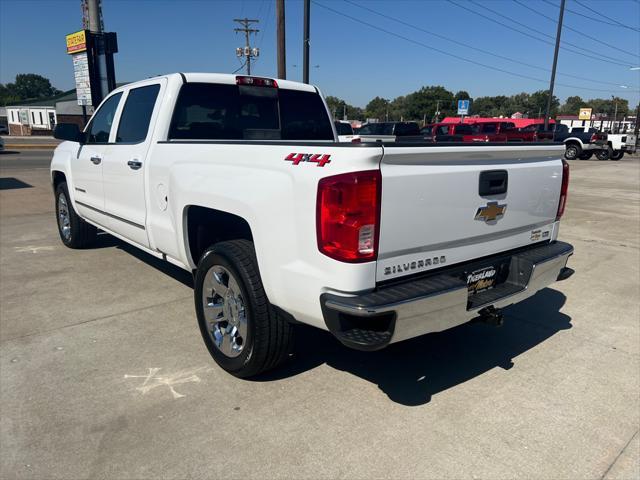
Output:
[
  {"left": 94, "top": 233, "right": 194, "bottom": 288},
  {"left": 260, "top": 289, "right": 572, "bottom": 406},
  {"left": 101, "top": 233, "right": 571, "bottom": 406}
]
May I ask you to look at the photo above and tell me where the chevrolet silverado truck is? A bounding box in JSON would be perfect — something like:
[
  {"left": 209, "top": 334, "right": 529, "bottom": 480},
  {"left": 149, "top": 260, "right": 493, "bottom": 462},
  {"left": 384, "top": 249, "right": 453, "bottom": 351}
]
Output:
[{"left": 51, "top": 73, "right": 574, "bottom": 377}]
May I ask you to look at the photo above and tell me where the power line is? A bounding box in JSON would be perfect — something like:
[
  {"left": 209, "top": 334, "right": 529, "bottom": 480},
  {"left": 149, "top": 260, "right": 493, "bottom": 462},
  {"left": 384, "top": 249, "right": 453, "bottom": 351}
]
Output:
[
  {"left": 257, "top": 0, "right": 273, "bottom": 50},
  {"left": 456, "top": 0, "right": 634, "bottom": 66},
  {"left": 232, "top": 62, "right": 247, "bottom": 74},
  {"left": 542, "top": 0, "right": 640, "bottom": 33},
  {"left": 573, "top": 0, "right": 640, "bottom": 32},
  {"left": 312, "top": 1, "right": 639, "bottom": 93},
  {"left": 512, "top": 0, "right": 639, "bottom": 58},
  {"left": 343, "top": 0, "right": 626, "bottom": 88}
]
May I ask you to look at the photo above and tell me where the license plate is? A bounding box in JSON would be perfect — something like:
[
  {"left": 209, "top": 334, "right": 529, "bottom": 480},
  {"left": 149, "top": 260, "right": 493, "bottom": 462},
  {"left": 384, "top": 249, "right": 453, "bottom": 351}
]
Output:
[{"left": 467, "top": 266, "right": 498, "bottom": 294}]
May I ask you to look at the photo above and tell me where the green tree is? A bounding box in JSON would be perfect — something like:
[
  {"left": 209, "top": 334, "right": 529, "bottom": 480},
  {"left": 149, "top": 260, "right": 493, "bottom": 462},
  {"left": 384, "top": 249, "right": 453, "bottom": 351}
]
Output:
[
  {"left": 560, "top": 95, "right": 585, "bottom": 115},
  {"left": 528, "top": 90, "right": 560, "bottom": 118},
  {"left": 325, "top": 96, "right": 345, "bottom": 119},
  {"left": 325, "top": 95, "right": 363, "bottom": 120},
  {"left": 0, "top": 73, "right": 61, "bottom": 105},
  {"left": 364, "top": 96, "right": 391, "bottom": 121},
  {"left": 400, "top": 86, "right": 455, "bottom": 122},
  {"left": 472, "top": 95, "right": 509, "bottom": 117},
  {"left": 588, "top": 97, "right": 629, "bottom": 117},
  {"left": 0, "top": 84, "right": 19, "bottom": 106}
]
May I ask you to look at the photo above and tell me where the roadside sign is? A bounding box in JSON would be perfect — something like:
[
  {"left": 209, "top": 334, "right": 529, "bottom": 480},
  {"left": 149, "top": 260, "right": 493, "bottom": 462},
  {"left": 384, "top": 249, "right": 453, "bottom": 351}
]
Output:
[
  {"left": 72, "top": 52, "right": 92, "bottom": 106},
  {"left": 578, "top": 107, "right": 592, "bottom": 120},
  {"left": 66, "top": 30, "right": 88, "bottom": 55},
  {"left": 457, "top": 99, "right": 470, "bottom": 115}
]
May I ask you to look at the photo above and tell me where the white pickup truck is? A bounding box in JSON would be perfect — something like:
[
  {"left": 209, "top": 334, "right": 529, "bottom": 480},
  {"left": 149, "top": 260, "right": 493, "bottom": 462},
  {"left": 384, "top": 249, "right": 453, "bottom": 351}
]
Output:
[
  {"left": 601, "top": 132, "right": 638, "bottom": 160},
  {"left": 51, "top": 73, "right": 574, "bottom": 377}
]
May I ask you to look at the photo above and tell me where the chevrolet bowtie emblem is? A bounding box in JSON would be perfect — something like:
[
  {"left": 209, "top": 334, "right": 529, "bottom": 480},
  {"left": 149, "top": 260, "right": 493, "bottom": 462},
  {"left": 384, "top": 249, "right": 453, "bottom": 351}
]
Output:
[{"left": 475, "top": 201, "right": 507, "bottom": 222}]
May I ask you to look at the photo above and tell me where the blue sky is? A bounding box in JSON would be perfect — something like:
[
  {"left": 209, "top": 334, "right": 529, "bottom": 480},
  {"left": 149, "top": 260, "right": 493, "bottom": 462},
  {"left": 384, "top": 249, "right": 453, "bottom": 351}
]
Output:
[{"left": 1, "top": 0, "right": 639, "bottom": 108}]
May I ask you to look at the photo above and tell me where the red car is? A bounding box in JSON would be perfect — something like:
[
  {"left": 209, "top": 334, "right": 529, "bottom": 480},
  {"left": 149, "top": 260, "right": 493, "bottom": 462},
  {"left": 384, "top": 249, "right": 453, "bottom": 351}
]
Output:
[{"left": 424, "top": 123, "right": 507, "bottom": 143}]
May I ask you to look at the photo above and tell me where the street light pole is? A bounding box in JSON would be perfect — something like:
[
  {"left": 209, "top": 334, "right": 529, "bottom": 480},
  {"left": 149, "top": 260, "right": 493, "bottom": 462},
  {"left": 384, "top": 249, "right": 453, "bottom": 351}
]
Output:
[{"left": 544, "top": 0, "right": 565, "bottom": 130}]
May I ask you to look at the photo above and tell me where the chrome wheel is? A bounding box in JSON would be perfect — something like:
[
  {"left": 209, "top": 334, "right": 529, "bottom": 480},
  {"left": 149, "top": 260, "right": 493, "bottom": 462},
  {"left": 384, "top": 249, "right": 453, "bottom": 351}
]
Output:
[
  {"left": 201, "top": 265, "right": 248, "bottom": 358},
  {"left": 57, "top": 193, "right": 71, "bottom": 241}
]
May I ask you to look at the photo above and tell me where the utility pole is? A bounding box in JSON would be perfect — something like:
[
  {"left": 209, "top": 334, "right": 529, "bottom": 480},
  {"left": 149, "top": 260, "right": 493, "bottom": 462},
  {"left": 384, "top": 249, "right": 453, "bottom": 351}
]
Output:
[
  {"left": 303, "top": 0, "right": 310, "bottom": 83},
  {"left": 611, "top": 96, "right": 618, "bottom": 133},
  {"left": 544, "top": 0, "right": 565, "bottom": 130},
  {"left": 234, "top": 18, "right": 260, "bottom": 75},
  {"left": 276, "top": 0, "right": 286, "bottom": 79},
  {"left": 82, "top": 0, "right": 118, "bottom": 107}
]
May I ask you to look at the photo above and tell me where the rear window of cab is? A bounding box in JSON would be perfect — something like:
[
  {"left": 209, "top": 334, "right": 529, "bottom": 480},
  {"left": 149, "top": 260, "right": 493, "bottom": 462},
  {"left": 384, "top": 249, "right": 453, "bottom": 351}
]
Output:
[{"left": 169, "top": 83, "right": 334, "bottom": 141}]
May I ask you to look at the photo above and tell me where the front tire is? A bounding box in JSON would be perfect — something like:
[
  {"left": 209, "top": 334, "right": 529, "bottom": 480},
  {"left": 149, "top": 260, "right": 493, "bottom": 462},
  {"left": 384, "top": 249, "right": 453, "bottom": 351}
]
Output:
[
  {"left": 564, "top": 144, "right": 580, "bottom": 160},
  {"left": 55, "top": 182, "right": 97, "bottom": 248},
  {"left": 610, "top": 150, "right": 624, "bottom": 161},
  {"left": 596, "top": 147, "right": 612, "bottom": 161},
  {"left": 194, "top": 240, "right": 293, "bottom": 378}
]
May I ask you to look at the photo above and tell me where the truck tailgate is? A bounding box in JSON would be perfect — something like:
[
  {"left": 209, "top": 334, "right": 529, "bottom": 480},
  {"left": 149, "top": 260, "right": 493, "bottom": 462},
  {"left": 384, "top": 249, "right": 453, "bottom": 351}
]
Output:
[{"left": 377, "top": 145, "right": 565, "bottom": 281}]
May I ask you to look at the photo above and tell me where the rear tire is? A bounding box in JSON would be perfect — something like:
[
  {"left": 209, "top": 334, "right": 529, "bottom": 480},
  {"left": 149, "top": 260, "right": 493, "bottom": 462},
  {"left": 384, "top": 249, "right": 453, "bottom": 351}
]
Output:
[
  {"left": 194, "top": 240, "right": 293, "bottom": 378},
  {"left": 55, "top": 182, "right": 97, "bottom": 248},
  {"left": 610, "top": 150, "right": 624, "bottom": 161},
  {"left": 596, "top": 147, "right": 612, "bottom": 161},
  {"left": 578, "top": 151, "right": 593, "bottom": 160},
  {"left": 564, "top": 144, "right": 580, "bottom": 160}
]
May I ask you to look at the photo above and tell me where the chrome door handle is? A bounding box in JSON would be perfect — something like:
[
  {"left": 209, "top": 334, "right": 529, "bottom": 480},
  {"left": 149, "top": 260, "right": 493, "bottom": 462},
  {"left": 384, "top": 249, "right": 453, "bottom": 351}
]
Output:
[
  {"left": 127, "top": 160, "right": 142, "bottom": 170},
  {"left": 90, "top": 156, "right": 101, "bottom": 165}
]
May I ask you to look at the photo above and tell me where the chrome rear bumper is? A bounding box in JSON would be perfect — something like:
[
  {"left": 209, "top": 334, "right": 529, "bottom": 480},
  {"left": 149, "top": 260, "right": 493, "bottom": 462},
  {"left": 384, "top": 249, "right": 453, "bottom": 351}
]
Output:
[{"left": 321, "top": 241, "right": 574, "bottom": 351}]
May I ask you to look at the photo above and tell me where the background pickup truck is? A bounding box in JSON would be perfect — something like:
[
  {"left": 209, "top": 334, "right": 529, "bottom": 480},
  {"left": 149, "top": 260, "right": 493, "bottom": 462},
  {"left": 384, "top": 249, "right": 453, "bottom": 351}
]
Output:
[
  {"left": 601, "top": 132, "right": 638, "bottom": 160},
  {"left": 51, "top": 73, "right": 574, "bottom": 378},
  {"left": 355, "top": 121, "right": 421, "bottom": 142},
  {"left": 545, "top": 125, "right": 606, "bottom": 160}
]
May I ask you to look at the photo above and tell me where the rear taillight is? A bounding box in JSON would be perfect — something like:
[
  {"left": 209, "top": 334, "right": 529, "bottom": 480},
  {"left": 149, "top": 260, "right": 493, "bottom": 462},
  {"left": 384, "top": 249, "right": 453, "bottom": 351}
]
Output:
[
  {"left": 317, "top": 170, "right": 381, "bottom": 262},
  {"left": 557, "top": 159, "right": 569, "bottom": 220},
  {"left": 236, "top": 75, "right": 278, "bottom": 87}
]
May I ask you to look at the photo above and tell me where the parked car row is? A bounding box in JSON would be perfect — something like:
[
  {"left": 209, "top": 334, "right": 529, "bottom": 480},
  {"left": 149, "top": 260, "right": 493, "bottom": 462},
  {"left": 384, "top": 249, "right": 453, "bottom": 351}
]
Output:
[{"left": 338, "top": 120, "right": 636, "bottom": 161}]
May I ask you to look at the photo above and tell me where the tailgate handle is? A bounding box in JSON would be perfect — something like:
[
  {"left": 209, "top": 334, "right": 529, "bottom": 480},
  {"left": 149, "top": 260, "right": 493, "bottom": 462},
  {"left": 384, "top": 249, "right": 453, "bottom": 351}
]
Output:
[{"left": 479, "top": 170, "right": 508, "bottom": 196}]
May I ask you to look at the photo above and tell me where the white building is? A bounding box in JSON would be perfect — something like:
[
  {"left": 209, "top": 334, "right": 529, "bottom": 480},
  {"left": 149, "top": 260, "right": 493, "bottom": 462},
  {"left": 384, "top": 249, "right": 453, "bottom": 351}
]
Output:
[
  {"left": 6, "top": 106, "right": 57, "bottom": 136},
  {"left": 556, "top": 115, "right": 637, "bottom": 133}
]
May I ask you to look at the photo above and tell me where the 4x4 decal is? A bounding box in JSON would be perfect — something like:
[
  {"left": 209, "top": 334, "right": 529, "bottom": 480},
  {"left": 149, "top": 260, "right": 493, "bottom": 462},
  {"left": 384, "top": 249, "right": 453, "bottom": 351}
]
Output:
[{"left": 285, "top": 153, "right": 331, "bottom": 167}]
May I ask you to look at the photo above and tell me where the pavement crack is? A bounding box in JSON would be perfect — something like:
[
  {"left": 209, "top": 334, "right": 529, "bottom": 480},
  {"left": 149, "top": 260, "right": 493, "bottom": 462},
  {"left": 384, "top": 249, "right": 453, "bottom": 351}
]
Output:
[
  {"left": 600, "top": 428, "right": 639, "bottom": 480},
  {"left": 1, "top": 296, "right": 192, "bottom": 345}
]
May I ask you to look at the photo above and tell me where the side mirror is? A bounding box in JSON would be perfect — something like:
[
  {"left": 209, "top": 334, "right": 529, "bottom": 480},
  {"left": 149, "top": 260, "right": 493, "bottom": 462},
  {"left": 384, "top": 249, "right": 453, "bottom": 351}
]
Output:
[{"left": 53, "top": 123, "right": 85, "bottom": 143}]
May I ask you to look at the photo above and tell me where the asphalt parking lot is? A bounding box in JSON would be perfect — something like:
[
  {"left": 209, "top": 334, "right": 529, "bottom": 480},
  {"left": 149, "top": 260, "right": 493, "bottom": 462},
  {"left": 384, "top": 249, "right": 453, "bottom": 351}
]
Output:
[{"left": 1, "top": 149, "right": 638, "bottom": 479}]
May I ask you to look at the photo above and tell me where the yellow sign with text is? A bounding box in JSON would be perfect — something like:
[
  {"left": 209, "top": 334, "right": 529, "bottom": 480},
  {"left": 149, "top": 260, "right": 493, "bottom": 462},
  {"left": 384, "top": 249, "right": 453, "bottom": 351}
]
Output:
[
  {"left": 66, "top": 30, "right": 87, "bottom": 54},
  {"left": 578, "top": 107, "right": 592, "bottom": 120}
]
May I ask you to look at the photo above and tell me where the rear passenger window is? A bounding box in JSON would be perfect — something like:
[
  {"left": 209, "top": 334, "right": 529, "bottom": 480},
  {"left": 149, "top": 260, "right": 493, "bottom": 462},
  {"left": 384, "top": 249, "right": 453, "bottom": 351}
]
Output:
[
  {"left": 169, "top": 83, "right": 333, "bottom": 141},
  {"left": 86, "top": 92, "right": 122, "bottom": 144},
  {"left": 116, "top": 85, "right": 160, "bottom": 143},
  {"left": 279, "top": 89, "right": 333, "bottom": 140}
]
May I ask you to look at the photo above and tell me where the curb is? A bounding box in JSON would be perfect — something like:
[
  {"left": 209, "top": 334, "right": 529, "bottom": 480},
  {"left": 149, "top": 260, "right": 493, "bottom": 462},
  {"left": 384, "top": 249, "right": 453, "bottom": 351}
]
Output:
[{"left": 3, "top": 144, "right": 59, "bottom": 150}]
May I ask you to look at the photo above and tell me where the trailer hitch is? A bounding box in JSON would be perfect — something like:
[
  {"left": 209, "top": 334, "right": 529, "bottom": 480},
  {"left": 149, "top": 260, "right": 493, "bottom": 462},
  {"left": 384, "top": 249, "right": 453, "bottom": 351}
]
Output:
[{"left": 475, "top": 305, "right": 504, "bottom": 327}]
